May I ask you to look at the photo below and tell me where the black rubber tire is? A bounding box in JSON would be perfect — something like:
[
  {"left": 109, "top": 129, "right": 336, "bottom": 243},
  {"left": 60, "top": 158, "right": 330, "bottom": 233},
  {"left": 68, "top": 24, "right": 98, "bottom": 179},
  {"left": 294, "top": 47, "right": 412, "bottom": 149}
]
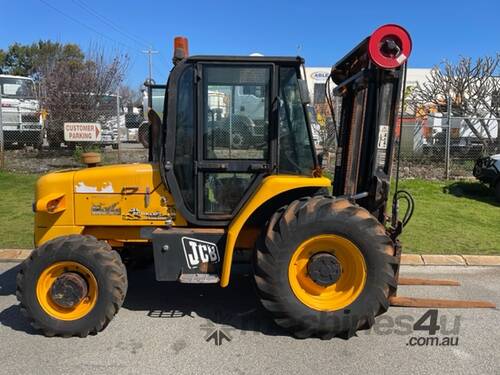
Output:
[
  {"left": 16, "top": 235, "right": 128, "bottom": 337},
  {"left": 253, "top": 196, "right": 398, "bottom": 339},
  {"left": 231, "top": 132, "right": 246, "bottom": 149},
  {"left": 495, "top": 181, "right": 500, "bottom": 202}
]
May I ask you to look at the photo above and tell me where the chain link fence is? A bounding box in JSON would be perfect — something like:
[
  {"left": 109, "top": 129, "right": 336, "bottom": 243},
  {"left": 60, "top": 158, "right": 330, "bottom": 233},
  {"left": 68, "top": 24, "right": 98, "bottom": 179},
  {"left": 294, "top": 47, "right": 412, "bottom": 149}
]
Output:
[
  {"left": 311, "top": 94, "right": 499, "bottom": 180},
  {"left": 397, "top": 114, "right": 499, "bottom": 179},
  {"left": 1, "top": 88, "right": 499, "bottom": 181},
  {"left": 0, "top": 93, "right": 148, "bottom": 173}
]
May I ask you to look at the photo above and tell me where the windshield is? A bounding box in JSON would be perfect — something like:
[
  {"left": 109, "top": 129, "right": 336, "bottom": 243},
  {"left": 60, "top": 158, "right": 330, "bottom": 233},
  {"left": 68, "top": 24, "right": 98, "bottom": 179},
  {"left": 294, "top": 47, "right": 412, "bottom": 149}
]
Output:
[
  {"left": 151, "top": 87, "right": 165, "bottom": 120},
  {"left": 0, "top": 77, "right": 35, "bottom": 99}
]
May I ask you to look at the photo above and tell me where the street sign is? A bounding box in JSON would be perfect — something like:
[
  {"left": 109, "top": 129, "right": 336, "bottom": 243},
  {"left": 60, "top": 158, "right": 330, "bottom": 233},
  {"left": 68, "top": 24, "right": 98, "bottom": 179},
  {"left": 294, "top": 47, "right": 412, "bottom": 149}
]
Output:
[{"left": 64, "top": 122, "right": 101, "bottom": 142}]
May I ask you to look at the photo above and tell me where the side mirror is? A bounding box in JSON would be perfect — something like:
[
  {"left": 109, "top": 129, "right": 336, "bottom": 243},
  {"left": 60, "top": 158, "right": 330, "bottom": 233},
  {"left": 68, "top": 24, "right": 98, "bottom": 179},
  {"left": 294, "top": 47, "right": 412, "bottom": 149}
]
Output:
[
  {"left": 298, "top": 79, "right": 311, "bottom": 105},
  {"left": 317, "top": 152, "right": 324, "bottom": 168},
  {"left": 147, "top": 109, "right": 162, "bottom": 163}
]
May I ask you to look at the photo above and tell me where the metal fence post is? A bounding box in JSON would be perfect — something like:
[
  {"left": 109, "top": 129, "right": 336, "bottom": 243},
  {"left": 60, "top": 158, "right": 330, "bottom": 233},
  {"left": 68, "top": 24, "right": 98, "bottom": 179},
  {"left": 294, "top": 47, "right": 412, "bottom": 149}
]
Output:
[
  {"left": 0, "top": 93, "right": 4, "bottom": 170},
  {"left": 444, "top": 94, "right": 452, "bottom": 180},
  {"left": 116, "top": 91, "right": 121, "bottom": 163}
]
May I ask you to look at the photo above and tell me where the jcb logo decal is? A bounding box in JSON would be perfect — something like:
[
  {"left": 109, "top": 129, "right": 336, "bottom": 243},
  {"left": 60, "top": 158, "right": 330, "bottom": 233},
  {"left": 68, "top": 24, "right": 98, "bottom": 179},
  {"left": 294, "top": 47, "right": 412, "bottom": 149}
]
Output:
[{"left": 181, "top": 237, "right": 220, "bottom": 269}]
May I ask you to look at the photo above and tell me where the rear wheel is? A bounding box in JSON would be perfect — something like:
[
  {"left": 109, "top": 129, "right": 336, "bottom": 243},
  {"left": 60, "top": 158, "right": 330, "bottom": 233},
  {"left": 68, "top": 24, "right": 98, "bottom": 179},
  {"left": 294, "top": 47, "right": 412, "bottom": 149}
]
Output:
[
  {"left": 253, "top": 196, "right": 397, "bottom": 339},
  {"left": 16, "top": 235, "right": 127, "bottom": 337},
  {"left": 495, "top": 180, "right": 500, "bottom": 202},
  {"left": 231, "top": 132, "right": 245, "bottom": 149}
]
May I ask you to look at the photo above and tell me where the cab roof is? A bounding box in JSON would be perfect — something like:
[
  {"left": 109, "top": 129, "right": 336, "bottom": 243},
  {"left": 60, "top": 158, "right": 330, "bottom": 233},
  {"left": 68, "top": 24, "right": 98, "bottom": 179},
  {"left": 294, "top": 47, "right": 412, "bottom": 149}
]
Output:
[{"left": 185, "top": 55, "right": 305, "bottom": 65}]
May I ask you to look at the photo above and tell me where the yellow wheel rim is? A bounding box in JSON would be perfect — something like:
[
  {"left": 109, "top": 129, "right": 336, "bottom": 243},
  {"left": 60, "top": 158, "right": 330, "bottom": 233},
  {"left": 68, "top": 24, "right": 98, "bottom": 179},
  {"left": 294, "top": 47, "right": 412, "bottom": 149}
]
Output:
[
  {"left": 36, "top": 261, "right": 98, "bottom": 321},
  {"left": 288, "top": 234, "right": 367, "bottom": 311}
]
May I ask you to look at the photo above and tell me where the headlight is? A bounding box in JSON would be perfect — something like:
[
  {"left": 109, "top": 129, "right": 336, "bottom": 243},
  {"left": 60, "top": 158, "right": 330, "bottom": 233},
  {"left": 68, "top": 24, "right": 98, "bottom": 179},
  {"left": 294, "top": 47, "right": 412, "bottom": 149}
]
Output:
[{"left": 36, "top": 193, "right": 66, "bottom": 213}]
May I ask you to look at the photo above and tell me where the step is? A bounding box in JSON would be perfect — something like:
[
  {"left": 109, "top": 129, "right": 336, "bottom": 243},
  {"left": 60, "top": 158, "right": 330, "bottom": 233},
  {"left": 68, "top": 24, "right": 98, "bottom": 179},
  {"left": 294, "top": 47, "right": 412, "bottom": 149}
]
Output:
[{"left": 178, "top": 273, "right": 220, "bottom": 284}]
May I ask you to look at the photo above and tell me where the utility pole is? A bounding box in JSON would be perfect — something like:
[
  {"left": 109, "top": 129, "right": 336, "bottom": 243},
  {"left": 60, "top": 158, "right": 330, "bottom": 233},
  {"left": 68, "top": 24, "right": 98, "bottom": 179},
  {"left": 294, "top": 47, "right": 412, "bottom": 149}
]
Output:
[{"left": 142, "top": 47, "right": 159, "bottom": 84}]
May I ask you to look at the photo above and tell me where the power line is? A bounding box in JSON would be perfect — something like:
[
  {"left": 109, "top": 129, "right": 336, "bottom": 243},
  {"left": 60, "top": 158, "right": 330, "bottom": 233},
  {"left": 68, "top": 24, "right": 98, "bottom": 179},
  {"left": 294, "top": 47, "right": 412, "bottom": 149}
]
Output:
[
  {"left": 71, "top": 0, "right": 172, "bottom": 82},
  {"left": 38, "top": 0, "right": 139, "bottom": 53},
  {"left": 153, "top": 65, "right": 168, "bottom": 83},
  {"left": 71, "top": 0, "right": 151, "bottom": 49},
  {"left": 38, "top": 0, "right": 168, "bottom": 84}
]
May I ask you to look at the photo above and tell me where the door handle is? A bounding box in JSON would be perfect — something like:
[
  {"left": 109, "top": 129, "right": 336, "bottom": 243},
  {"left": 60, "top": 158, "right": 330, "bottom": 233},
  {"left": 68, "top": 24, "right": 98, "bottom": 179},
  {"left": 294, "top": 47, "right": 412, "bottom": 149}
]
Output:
[
  {"left": 248, "top": 163, "right": 270, "bottom": 172},
  {"left": 197, "top": 162, "right": 229, "bottom": 171}
]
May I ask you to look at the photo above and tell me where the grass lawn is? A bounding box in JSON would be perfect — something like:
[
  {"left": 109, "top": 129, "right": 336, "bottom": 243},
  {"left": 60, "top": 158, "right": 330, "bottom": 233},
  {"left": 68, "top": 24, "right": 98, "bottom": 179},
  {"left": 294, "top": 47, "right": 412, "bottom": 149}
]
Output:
[
  {"left": 0, "top": 171, "right": 38, "bottom": 249},
  {"left": 0, "top": 171, "right": 498, "bottom": 254},
  {"left": 397, "top": 179, "right": 500, "bottom": 254}
]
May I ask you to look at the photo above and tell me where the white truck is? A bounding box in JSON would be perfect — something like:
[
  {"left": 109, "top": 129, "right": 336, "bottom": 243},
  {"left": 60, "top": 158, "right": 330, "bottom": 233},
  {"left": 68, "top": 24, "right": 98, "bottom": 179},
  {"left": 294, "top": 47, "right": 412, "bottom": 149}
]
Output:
[
  {"left": 421, "top": 113, "right": 498, "bottom": 157},
  {"left": 0, "top": 75, "right": 42, "bottom": 148},
  {"left": 206, "top": 85, "right": 267, "bottom": 149}
]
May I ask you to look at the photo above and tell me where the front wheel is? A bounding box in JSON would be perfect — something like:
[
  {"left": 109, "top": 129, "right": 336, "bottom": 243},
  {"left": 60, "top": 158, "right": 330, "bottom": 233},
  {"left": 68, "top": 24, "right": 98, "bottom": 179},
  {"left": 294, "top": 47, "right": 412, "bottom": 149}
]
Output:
[
  {"left": 253, "top": 196, "right": 397, "bottom": 339},
  {"left": 16, "top": 235, "right": 127, "bottom": 337}
]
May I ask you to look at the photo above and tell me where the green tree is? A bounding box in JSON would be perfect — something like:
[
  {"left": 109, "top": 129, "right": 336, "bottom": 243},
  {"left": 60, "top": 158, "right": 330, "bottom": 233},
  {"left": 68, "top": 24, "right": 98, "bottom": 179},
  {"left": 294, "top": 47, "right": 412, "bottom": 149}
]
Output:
[
  {"left": 0, "top": 49, "right": 6, "bottom": 73},
  {"left": 0, "top": 41, "right": 84, "bottom": 78},
  {"left": 3, "top": 43, "right": 34, "bottom": 76}
]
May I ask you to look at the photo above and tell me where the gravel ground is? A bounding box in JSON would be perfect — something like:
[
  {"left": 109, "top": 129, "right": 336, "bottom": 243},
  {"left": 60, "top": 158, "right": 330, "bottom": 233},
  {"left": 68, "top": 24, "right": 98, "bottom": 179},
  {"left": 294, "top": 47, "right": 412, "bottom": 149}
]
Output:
[
  {"left": 2, "top": 146, "right": 148, "bottom": 173},
  {"left": 2, "top": 146, "right": 477, "bottom": 179}
]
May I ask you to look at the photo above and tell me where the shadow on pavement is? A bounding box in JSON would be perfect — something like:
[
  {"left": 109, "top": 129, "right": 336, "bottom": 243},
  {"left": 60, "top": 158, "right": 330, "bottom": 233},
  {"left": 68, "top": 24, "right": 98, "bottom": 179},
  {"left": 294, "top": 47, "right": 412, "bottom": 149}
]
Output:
[
  {"left": 0, "top": 263, "right": 38, "bottom": 335},
  {"left": 0, "top": 262, "right": 287, "bottom": 337},
  {"left": 0, "top": 263, "right": 20, "bottom": 296},
  {"left": 0, "top": 305, "right": 38, "bottom": 335},
  {"left": 123, "top": 265, "right": 287, "bottom": 337},
  {"left": 443, "top": 181, "right": 499, "bottom": 206}
]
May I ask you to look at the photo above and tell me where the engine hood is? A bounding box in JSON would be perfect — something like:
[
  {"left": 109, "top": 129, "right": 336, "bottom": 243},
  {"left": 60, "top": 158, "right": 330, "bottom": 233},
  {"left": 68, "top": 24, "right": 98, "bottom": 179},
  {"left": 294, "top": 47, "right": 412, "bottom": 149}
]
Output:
[{"left": 73, "top": 163, "right": 162, "bottom": 194}]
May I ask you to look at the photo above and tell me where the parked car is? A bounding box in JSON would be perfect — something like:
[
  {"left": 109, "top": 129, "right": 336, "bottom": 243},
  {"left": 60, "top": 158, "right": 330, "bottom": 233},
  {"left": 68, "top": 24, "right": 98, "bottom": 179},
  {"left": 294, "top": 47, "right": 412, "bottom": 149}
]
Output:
[{"left": 473, "top": 154, "right": 500, "bottom": 201}]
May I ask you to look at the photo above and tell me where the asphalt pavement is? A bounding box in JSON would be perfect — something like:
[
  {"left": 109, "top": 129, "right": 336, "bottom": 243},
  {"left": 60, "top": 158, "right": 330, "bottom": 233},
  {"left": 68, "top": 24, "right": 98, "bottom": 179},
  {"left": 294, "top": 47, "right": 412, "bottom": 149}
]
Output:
[{"left": 0, "top": 262, "right": 499, "bottom": 375}]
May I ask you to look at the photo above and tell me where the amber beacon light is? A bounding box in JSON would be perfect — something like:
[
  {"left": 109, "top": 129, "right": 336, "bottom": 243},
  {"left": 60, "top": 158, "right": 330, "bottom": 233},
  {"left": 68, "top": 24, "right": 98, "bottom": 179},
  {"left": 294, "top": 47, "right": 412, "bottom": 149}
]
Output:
[{"left": 173, "top": 36, "right": 189, "bottom": 63}]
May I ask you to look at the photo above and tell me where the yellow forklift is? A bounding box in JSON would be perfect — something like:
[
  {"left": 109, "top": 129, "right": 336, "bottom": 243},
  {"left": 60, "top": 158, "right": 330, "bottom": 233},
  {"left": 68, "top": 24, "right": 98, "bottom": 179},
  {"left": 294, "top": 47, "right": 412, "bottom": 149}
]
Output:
[{"left": 16, "top": 25, "right": 493, "bottom": 339}]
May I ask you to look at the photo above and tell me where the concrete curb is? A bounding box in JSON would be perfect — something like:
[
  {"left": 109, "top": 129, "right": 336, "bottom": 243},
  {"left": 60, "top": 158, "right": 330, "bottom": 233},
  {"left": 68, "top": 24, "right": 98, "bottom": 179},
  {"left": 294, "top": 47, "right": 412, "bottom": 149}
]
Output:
[
  {"left": 0, "top": 249, "right": 32, "bottom": 262},
  {"left": 0, "top": 249, "right": 500, "bottom": 266},
  {"left": 401, "top": 254, "right": 500, "bottom": 266}
]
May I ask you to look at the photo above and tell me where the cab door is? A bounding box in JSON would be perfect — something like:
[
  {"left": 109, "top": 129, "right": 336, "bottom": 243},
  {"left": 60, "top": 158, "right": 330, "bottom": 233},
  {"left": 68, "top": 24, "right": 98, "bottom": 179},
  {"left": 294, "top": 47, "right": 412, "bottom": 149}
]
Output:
[{"left": 196, "top": 63, "right": 275, "bottom": 220}]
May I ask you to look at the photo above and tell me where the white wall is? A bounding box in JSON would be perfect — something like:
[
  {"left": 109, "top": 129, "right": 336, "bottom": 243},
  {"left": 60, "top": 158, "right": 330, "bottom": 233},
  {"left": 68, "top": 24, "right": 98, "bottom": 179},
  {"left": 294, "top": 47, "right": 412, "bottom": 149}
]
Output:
[{"left": 304, "top": 67, "right": 432, "bottom": 103}]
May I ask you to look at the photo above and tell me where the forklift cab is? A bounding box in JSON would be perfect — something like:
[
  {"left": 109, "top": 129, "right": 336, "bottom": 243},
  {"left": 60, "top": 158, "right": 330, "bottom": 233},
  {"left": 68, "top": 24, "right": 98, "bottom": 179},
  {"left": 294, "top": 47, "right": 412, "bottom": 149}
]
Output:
[{"left": 161, "top": 56, "right": 319, "bottom": 226}]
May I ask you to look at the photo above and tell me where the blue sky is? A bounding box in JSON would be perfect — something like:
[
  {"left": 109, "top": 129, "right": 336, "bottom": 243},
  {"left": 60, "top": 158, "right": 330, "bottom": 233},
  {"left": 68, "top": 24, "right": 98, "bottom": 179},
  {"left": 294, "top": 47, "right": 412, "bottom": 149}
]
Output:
[{"left": 1, "top": 0, "right": 499, "bottom": 88}]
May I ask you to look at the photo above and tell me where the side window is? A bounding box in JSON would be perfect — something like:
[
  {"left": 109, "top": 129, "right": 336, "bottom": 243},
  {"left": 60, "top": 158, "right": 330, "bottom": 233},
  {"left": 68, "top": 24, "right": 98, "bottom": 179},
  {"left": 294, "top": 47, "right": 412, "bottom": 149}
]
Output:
[
  {"left": 174, "top": 66, "right": 195, "bottom": 212},
  {"left": 279, "top": 67, "right": 315, "bottom": 175},
  {"left": 203, "top": 66, "right": 270, "bottom": 160},
  {"left": 151, "top": 87, "right": 166, "bottom": 121}
]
